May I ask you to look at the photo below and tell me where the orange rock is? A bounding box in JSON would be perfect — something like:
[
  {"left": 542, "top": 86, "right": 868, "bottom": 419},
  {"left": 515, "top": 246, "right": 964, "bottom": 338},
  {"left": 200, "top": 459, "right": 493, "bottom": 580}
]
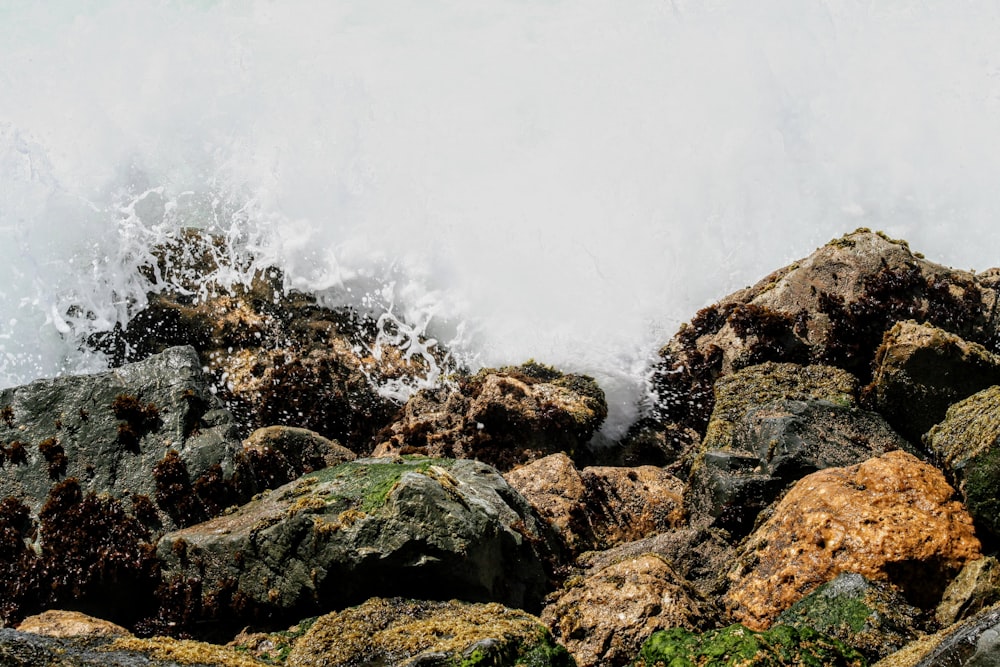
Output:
[
  {"left": 504, "top": 453, "right": 684, "bottom": 555},
  {"left": 724, "top": 450, "right": 981, "bottom": 630},
  {"left": 16, "top": 610, "right": 130, "bottom": 638}
]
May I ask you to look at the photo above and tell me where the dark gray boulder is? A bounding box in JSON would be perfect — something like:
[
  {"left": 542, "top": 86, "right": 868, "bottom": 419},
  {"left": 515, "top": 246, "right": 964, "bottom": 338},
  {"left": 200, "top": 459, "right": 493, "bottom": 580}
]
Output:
[
  {"left": 155, "top": 457, "right": 557, "bottom": 632},
  {"left": 0, "top": 345, "right": 249, "bottom": 529}
]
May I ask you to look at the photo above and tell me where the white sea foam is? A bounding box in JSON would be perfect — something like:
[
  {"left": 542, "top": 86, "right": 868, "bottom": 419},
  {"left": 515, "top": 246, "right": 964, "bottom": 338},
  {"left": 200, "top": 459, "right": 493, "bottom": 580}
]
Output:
[{"left": 3, "top": 1, "right": 1000, "bottom": 438}]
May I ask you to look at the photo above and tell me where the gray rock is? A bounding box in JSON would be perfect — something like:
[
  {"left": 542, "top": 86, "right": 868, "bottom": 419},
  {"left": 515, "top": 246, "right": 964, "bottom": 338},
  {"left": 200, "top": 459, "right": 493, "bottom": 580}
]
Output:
[
  {"left": 875, "top": 603, "right": 1000, "bottom": 667},
  {"left": 156, "top": 457, "right": 557, "bottom": 630},
  {"left": 0, "top": 346, "right": 248, "bottom": 528},
  {"left": 868, "top": 321, "right": 1000, "bottom": 444}
]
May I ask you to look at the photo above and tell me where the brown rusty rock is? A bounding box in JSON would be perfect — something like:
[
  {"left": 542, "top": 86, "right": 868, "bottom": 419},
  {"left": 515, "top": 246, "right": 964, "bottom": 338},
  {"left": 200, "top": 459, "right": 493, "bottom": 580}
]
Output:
[
  {"left": 541, "top": 554, "right": 716, "bottom": 667},
  {"left": 725, "top": 450, "right": 981, "bottom": 630},
  {"left": 504, "top": 453, "right": 684, "bottom": 555},
  {"left": 16, "top": 610, "right": 130, "bottom": 638},
  {"left": 375, "top": 363, "right": 606, "bottom": 472}
]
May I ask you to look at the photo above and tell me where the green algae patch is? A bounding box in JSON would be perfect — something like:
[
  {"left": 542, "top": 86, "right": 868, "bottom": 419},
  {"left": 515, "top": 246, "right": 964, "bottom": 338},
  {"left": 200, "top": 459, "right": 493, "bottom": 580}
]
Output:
[
  {"left": 634, "top": 624, "right": 867, "bottom": 667},
  {"left": 303, "top": 457, "right": 455, "bottom": 513}
]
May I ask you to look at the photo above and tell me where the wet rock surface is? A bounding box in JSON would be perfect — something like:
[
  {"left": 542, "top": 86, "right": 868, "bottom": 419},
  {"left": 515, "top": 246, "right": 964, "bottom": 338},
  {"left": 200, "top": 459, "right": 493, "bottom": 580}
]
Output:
[
  {"left": 373, "top": 362, "right": 607, "bottom": 472},
  {"left": 155, "top": 457, "right": 556, "bottom": 633},
  {"left": 725, "top": 450, "right": 982, "bottom": 630},
  {"left": 874, "top": 603, "right": 1000, "bottom": 667},
  {"left": 937, "top": 557, "right": 1000, "bottom": 628},
  {"left": 776, "top": 572, "right": 928, "bottom": 661}
]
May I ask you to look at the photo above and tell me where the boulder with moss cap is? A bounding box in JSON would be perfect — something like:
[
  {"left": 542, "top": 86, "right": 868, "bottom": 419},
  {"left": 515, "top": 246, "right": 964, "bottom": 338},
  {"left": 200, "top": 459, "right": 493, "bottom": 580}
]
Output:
[{"left": 155, "top": 457, "right": 557, "bottom": 633}]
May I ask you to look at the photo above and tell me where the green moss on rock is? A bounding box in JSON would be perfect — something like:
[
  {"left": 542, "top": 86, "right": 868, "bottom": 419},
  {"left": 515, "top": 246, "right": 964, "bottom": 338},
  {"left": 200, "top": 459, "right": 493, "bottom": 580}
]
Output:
[
  {"left": 634, "top": 623, "right": 866, "bottom": 667},
  {"left": 303, "top": 457, "right": 453, "bottom": 513}
]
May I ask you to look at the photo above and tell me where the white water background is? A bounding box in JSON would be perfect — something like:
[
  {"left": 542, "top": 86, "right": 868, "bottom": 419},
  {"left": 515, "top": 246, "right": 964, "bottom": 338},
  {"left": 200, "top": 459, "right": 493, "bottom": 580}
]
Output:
[{"left": 3, "top": 1, "right": 1000, "bottom": 438}]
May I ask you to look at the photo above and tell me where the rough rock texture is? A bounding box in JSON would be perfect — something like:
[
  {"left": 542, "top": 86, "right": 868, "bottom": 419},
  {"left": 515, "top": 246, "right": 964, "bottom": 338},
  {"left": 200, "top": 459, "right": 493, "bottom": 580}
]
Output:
[
  {"left": 0, "top": 626, "right": 267, "bottom": 667},
  {"left": 868, "top": 320, "right": 1000, "bottom": 444},
  {"left": 89, "top": 229, "right": 429, "bottom": 451},
  {"left": 16, "top": 610, "right": 130, "bottom": 639},
  {"left": 540, "top": 554, "right": 715, "bottom": 667},
  {"left": 652, "top": 229, "right": 1000, "bottom": 440},
  {"left": 936, "top": 556, "right": 1000, "bottom": 627},
  {"left": 776, "top": 572, "right": 927, "bottom": 662},
  {"left": 577, "top": 527, "right": 736, "bottom": 603},
  {"left": 374, "top": 362, "right": 607, "bottom": 471},
  {"left": 874, "top": 602, "right": 1000, "bottom": 667},
  {"left": 725, "top": 450, "right": 982, "bottom": 630},
  {"left": 634, "top": 623, "right": 866, "bottom": 667},
  {"left": 242, "top": 426, "right": 356, "bottom": 490},
  {"left": 0, "top": 345, "right": 247, "bottom": 524},
  {"left": 503, "top": 453, "right": 684, "bottom": 555},
  {"left": 283, "top": 597, "right": 573, "bottom": 667},
  {"left": 925, "top": 385, "right": 1000, "bottom": 549},
  {"left": 155, "top": 457, "right": 556, "bottom": 633}
]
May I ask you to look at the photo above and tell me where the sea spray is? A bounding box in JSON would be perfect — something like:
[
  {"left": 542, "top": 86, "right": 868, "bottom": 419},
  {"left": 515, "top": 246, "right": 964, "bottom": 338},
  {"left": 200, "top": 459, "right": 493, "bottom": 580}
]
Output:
[{"left": 4, "top": 1, "right": 1000, "bottom": 438}]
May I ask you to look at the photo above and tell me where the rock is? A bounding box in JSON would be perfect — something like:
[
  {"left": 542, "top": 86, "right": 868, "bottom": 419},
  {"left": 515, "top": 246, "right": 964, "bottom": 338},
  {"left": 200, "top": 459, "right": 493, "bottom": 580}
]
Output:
[
  {"left": 88, "top": 228, "right": 429, "bottom": 451},
  {"left": 725, "top": 450, "right": 981, "bottom": 630},
  {"left": 504, "top": 453, "right": 684, "bottom": 555},
  {"left": 540, "top": 554, "right": 715, "bottom": 667},
  {"left": 16, "top": 610, "right": 130, "bottom": 639},
  {"left": 634, "top": 623, "right": 866, "bottom": 667},
  {"left": 374, "top": 362, "right": 607, "bottom": 471},
  {"left": 925, "top": 386, "right": 1000, "bottom": 549},
  {"left": 0, "top": 627, "right": 266, "bottom": 667},
  {"left": 867, "top": 320, "right": 1000, "bottom": 444},
  {"left": 936, "top": 556, "right": 1000, "bottom": 627},
  {"left": 0, "top": 345, "right": 248, "bottom": 525},
  {"left": 155, "top": 457, "right": 556, "bottom": 633},
  {"left": 776, "top": 572, "right": 927, "bottom": 662},
  {"left": 874, "top": 602, "right": 1000, "bottom": 667},
  {"left": 685, "top": 362, "right": 909, "bottom": 537},
  {"left": 577, "top": 527, "right": 736, "bottom": 602},
  {"left": 652, "top": 229, "right": 999, "bottom": 438},
  {"left": 242, "top": 426, "right": 356, "bottom": 489},
  {"left": 283, "top": 597, "right": 573, "bottom": 667}
]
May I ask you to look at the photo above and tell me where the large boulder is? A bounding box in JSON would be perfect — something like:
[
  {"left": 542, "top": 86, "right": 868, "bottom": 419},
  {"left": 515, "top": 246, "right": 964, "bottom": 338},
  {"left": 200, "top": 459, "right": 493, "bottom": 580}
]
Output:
[
  {"left": 0, "top": 345, "right": 247, "bottom": 524},
  {"left": 540, "top": 554, "right": 715, "bottom": 667},
  {"left": 155, "top": 457, "right": 557, "bottom": 632},
  {"left": 503, "top": 452, "right": 684, "bottom": 555},
  {"left": 724, "top": 450, "right": 981, "bottom": 630},
  {"left": 280, "top": 597, "right": 574, "bottom": 667},
  {"left": 374, "top": 362, "right": 607, "bottom": 471},
  {"left": 652, "top": 229, "right": 1000, "bottom": 439},
  {"left": 925, "top": 385, "right": 1000, "bottom": 549},
  {"left": 867, "top": 320, "right": 1000, "bottom": 444}
]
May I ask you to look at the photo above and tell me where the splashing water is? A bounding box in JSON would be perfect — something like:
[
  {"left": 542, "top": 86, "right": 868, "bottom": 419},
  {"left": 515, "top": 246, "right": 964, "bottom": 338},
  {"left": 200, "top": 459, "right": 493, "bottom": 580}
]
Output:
[{"left": 3, "top": 1, "right": 1000, "bottom": 438}]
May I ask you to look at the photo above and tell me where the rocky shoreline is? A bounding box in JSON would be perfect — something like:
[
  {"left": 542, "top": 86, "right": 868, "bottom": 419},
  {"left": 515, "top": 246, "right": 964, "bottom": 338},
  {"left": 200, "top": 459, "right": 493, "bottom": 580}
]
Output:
[{"left": 2, "top": 228, "right": 1000, "bottom": 665}]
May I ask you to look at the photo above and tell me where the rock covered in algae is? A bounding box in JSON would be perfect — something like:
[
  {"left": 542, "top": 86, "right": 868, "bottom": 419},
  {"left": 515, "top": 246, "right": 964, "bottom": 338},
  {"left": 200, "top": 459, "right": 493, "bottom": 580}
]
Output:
[
  {"left": 540, "top": 554, "right": 715, "bottom": 667},
  {"left": 242, "top": 425, "right": 356, "bottom": 489},
  {"left": 633, "top": 623, "right": 866, "bottom": 667},
  {"left": 685, "top": 362, "right": 911, "bottom": 537},
  {"left": 925, "top": 385, "right": 1000, "bottom": 549},
  {"left": 503, "top": 452, "right": 685, "bottom": 556},
  {"left": 724, "top": 450, "right": 981, "bottom": 630},
  {"left": 282, "top": 597, "right": 574, "bottom": 667},
  {"left": 374, "top": 361, "right": 607, "bottom": 471},
  {"left": 867, "top": 320, "right": 1000, "bottom": 444},
  {"left": 775, "top": 572, "right": 927, "bottom": 662},
  {"left": 651, "top": 229, "right": 999, "bottom": 440},
  {"left": 156, "top": 457, "right": 557, "bottom": 632}
]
